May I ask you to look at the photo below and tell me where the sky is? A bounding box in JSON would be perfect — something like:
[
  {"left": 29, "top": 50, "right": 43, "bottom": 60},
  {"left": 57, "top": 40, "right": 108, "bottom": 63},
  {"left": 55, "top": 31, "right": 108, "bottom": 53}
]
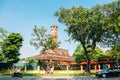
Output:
[{"left": 0, "top": 0, "right": 116, "bottom": 58}]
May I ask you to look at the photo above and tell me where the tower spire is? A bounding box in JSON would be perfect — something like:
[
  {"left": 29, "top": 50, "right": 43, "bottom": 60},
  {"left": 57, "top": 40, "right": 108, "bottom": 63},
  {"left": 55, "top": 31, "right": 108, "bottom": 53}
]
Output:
[
  {"left": 50, "top": 23, "right": 58, "bottom": 43},
  {"left": 54, "top": 19, "right": 56, "bottom": 25}
]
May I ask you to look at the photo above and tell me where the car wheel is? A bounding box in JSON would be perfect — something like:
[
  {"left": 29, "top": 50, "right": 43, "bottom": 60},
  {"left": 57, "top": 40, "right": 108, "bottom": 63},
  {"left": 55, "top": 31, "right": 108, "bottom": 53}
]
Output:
[{"left": 102, "top": 74, "right": 106, "bottom": 78}]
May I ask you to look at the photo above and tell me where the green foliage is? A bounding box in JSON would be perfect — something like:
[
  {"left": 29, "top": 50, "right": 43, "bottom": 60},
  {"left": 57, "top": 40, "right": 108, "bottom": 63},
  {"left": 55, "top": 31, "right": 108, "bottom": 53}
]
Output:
[
  {"left": 94, "top": 53, "right": 108, "bottom": 62},
  {"left": 100, "top": 0, "right": 120, "bottom": 47},
  {"left": 73, "top": 44, "right": 85, "bottom": 62},
  {"left": 105, "top": 49, "right": 120, "bottom": 66},
  {"left": 27, "top": 58, "right": 36, "bottom": 63},
  {"left": 75, "top": 54, "right": 86, "bottom": 63},
  {"left": 55, "top": 0, "right": 120, "bottom": 73},
  {"left": 105, "top": 45, "right": 120, "bottom": 61},
  {"left": 30, "top": 26, "right": 47, "bottom": 49},
  {"left": 30, "top": 26, "right": 60, "bottom": 71},
  {"left": 36, "top": 59, "right": 47, "bottom": 70},
  {"left": 22, "top": 73, "right": 44, "bottom": 76},
  {"left": 74, "top": 44, "right": 104, "bottom": 62},
  {"left": 1, "top": 33, "right": 23, "bottom": 65},
  {"left": 0, "top": 27, "right": 8, "bottom": 61},
  {"left": 0, "top": 54, "right": 2, "bottom": 62},
  {"left": 73, "top": 44, "right": 83, "bottom": 56},
  {"left": 0, "top": 27, "right": 8, "bottom": 42},
  {"left": 92, "top": 46, "right": 105, "bottom": 61},
  {"left": 55, "top": 0, "right": 120, "bottom": 51},
  {"left": 30, "top": 26, "right": 59, "bottom": 53}
]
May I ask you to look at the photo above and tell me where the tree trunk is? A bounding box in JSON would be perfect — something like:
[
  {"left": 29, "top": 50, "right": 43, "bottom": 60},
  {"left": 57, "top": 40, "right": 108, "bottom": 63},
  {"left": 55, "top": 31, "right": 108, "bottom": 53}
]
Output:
[
  {"left": 82, "top": 44, "right": 91, "bottom": 74},
  {"left": 86, "top": 58, "right": 91, "bottom": 74},
  {"left": 46, "top": 61, "right": 50, "bottom": 74}
]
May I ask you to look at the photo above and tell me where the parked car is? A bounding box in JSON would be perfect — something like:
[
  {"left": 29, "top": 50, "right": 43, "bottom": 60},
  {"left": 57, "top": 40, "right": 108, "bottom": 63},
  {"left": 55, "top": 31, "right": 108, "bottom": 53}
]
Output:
[{"left": 95, "top": 67, "right": 120, "bottom": 78}]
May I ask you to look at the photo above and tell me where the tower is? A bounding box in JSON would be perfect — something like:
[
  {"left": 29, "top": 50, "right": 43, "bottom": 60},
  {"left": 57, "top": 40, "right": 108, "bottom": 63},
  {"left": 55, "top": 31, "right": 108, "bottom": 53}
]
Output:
[{"left": 50, "top": 25, "right": 58, "bottom": 43}]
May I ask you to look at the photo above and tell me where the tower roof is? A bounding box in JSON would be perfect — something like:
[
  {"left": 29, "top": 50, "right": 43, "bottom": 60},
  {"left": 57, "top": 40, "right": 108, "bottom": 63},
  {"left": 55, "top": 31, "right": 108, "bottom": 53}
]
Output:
[{"left": 50, "top": 25, "right": 58, "bottom": 28}]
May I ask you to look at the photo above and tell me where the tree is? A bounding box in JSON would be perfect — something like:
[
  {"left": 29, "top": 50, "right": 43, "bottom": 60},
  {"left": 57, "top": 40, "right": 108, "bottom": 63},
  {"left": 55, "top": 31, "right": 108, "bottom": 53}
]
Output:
[
  {"left": 100, "top": 0, "right": 120, "bottom": 47},
  {"left": 30, "top": 26, "right": 59, "bottom": 73},
  {"left": 0, "top": 27, "right": 8, "bottom": 41},
  {"left": 30, "top": 26, "right": 59, "bottom": 53},
  {"left": 105, "top": 42, "right": 120, "bottom": 66},
  {"left": 37, "top": 59, "right": 47, "bottom": 70},
  {"left": 55, "top": 0, "right": 120, "bottom": 74},
  {"left": 1, "top": 33, "right": 23, "bottom": 68},
  {"left": 92, "top": 47, "right": 106, "bottom": 61},
  {"left": 73, "top": 44, "right": 85, "bottom": 62},
  {"left": 27, "top": 58, "right": 36, "bottom": 63},
  {"left": 74, "top": 44, "right": 104, "bottom": 62},
  {"left": 0, "top": 27, "right": 8, "bottom": 61}
]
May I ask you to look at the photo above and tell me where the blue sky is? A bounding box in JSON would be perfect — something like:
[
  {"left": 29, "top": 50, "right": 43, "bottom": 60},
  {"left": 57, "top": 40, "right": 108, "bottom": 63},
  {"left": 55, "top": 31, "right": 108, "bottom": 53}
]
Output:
[{"left": 0, "top": 0, "right": 115, "bottom": 58}]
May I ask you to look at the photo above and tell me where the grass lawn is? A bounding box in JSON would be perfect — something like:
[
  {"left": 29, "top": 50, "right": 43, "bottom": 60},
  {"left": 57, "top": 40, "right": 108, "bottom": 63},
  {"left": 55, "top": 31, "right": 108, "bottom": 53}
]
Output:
[{"left": 0, "top": 72, "right": 95, "bottom": 77}]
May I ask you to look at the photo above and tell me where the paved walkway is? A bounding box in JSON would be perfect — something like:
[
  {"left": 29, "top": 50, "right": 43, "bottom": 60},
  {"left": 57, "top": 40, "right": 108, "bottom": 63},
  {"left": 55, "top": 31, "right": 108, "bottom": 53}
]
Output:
[{"left": 0, "top": 76, "right": 120, "bottom": 80}]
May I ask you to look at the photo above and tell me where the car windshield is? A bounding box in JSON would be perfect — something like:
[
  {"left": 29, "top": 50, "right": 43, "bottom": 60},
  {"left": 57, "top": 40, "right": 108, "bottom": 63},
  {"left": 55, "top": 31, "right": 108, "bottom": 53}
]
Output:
[
  {"left": 103, "top": 67, "right": 120, "bottom": 72},
  {"left": 103, "top": 68, "right": 109, "bottom": 72}
]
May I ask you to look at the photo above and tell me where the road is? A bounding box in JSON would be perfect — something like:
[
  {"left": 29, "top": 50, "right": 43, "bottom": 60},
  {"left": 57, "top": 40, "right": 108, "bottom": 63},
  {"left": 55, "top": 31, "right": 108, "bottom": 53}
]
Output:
[{"left": 0, "top": 76, "right": 120, "bottom": 80}]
